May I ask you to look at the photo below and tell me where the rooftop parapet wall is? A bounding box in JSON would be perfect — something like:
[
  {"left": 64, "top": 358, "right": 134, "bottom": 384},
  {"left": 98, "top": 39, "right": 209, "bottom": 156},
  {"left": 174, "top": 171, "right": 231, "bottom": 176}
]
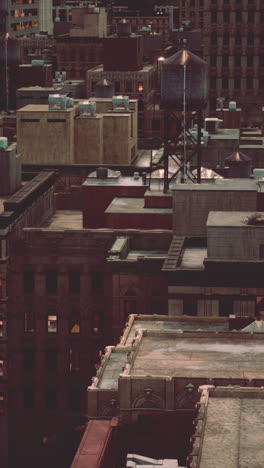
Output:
[{"left": 207, "top": 211, "right": 264, "bottom": 260}]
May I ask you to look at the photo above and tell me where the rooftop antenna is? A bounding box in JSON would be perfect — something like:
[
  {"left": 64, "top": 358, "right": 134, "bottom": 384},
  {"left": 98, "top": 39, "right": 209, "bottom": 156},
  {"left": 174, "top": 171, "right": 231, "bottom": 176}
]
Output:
[
  {"left": 182, "top": 38, "right": 188, "bottom": 183},
  {"left": 5, "top": 33, "right": 9, "bottom": 113}
]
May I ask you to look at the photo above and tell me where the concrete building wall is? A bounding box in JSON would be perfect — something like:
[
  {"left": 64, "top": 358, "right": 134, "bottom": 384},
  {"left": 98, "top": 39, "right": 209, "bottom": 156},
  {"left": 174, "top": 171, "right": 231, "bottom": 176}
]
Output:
[
  {"left": 38, "top": 0, "right": 53, "bottom": 34},
  {"left": 74, "top": 116, "right": 103, "bottom": 164},
  {"left": 17, "top": 105, "right": 78, "bottom": 165},
  {"left": 70, "top": 7, "right": 107, "bottom": 38},
  {"left": 103, "top": 114, "right": 131, "bottom": 164},
  {"left": 207, "top": 214, "right": 264, "bottom": 260},
  {"left": 173, "top": 188, "right": 257, "bottom": 236}
]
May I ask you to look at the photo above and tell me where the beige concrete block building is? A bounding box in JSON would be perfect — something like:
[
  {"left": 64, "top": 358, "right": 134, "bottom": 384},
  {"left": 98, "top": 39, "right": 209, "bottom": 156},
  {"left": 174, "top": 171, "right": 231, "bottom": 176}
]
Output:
[
  {"left": 17, "top": 98, "right": 138, "bottom": 165},
  {"left": 17, "top": 104, "right": 78, "bottom": 165}
]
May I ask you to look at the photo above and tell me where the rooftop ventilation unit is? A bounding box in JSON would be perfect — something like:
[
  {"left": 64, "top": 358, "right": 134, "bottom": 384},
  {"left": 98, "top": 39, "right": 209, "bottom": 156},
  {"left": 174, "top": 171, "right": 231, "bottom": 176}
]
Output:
[
  {"left": 66, "top": 97, "right": 74, "bottom": 108},
  {"left": 55, "top": 71, "right": 67, "bottom": 82},
  {"left": 78, "top": 101, "right": 96, "bottom": 118},
  {"left": 31, "top": 59, "right": 45, "bottom": 66},
  {"left": 229, "top": 101, "right": 237, "bottom": 110},
  {"left": 0, "top": 137, "right": 8, "bottom": 150},
  {"left": 204, "top": 118, "right": 222, "bottom": 134},
  {"left": 112, "top": 96, "right": 130, "bottom": 112},
  {"left": 48, "top": 94, "right": 68, "bottom": 111}
]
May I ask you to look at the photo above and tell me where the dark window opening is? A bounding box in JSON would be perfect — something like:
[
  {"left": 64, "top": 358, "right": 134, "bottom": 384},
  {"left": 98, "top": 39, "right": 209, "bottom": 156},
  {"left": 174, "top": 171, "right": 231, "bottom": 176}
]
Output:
[
  {"left": 45, "top": 349, "right": 57, "bottom": 372},
  {"left": 219, "top": 297, "right": 233, "bottom": 316},
  {"left": 23, "top": 349, "right": 35, "bottom": 371},
  {"left": 69, "top": 348, "right": 80, "bottom": 372},
  {"left": 24, "top": 389, "right": 35, "bottom": 410},
  {"left": 68, "top": 389, "right": 81, "bottom": 411},
  {"left": 45, "top": 390, "right": 57, "bottom": 410},
  {"left": 45, "top": 270, "right": 57, "bottom": 294},
  {"left": 91, "top": 271, "right": 104, "bottom": 295},
  {"left": 183, "top": 297, "right": 197, "bottom": 316},
  {"left": 24, "top": 307, "right": 35, "bottom": 333},
  {"left": 69, "top": 271, "right": 80, "bottom": 294},
  {"left": 23, "top": 270, "right": 34, "bottom": 294}
]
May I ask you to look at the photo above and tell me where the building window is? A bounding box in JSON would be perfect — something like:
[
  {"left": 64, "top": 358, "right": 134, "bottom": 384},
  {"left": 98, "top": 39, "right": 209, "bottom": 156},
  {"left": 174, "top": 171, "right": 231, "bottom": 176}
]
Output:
[
  {"left": 69, "top": 271, "right": 80, "bottom": 295},
  {"left": 45, "top": 349, "right": 57, "bottom": 372},
  {"left": 23, "top": 270, "right": 34, "bottom": 294},
  {"left": 247, "top": 55, "right": 253, "bottom": 67},
  {"left": 210, "top": 31, "right": 217, "bottom": 45},
  {"left": 247, "top": 76, "right": 253, "bottom": 89},
  {"left": 152, "top": 119, "right": 160, "bottom": 132},
  {"left": 235, "top": 31, "right": 242, "bottom": 45},
  {"left": 137, "top": 82, "right": 144, "bottom": 92},
  {"left": 248, "top": 10, "right": 254, "bottom": 22},
  {"left": 223, "top": 9, "right": 230, "bottom": 23},
  {"left": 24, "top": 389, "right": 35, "bottom": 410},
  {"left": 222, "top": 54, "right": 228, "bottom": 67},
  {"left": 68, "top": 389, "right": 81, "bottom": 412},
  {"left": 45, "top": 270, "right": 57, "bottom": 294},
  {"left": 259, "top": 245, "right": 264, "bottom": 258},
  {"left": 45, "top": 390, "right": 57, "bottom": 411},
  {"left": 219, "top": 297, "right": 233, "bottom": 316},
  {"left": 235, "top": 9, "right": 242, "bottom": 22},
  {"left": 24, "top": 307, "right": 35, "bottom": 333},
  {"left": 234, "top": 77, "right": 241, "bottom": 89},
  {"left": 0, "top": 394, "right": 5, "bottom": 414},
  {"left": 0, "top": 319, "right": 4, "bottom": 337},
  {"left": 0, "top": 358, "right": 3, "bottom": 377},
  {"left": 183, "top": 296, "right": 197, "bottom": 316},
  {"left": 69, "top": 348, "right": 80, "bottom": 372},
  {"left": 222, "top": 76, "right": 228, "bottom": 89},
  {"left": 0, "top": 279, "right": 3, "bottom": 299},
  {"left": 211, "top": 9, "right": 217, "bottom": 23},
  {"left": 210, "top": 76, "right": 216, "bottom": 89},
  {"left": 235, "top": 55, "right": 241, "bottom": 67},
  {"left": 223, "top": 32, "right": 229, "bottom": 45},
  {"left": 91, "top": 271, "right": 104, "bottom": 295},
  {"left": 138, "top": 99, "right": 144, "bottom": 111},
  {"left": 125, "top": 80, "right": 132, "bottom": 92},
  {"left": 247, "top": 32, "right": 254, "bottom": 45},
  {"left": 210, "top": 55, "right": 216, "bottom": 67},
  {"left": 92, "top": 311, "right": 102, "bottom": 334},
  {"left": 115, "top": 81, "right": 120, "bottom": 93},
  {"left": 69, "top": 308, "right": 80, "bottom": 334},
  {"left": 23, "top": 349, "right": 35, "bottom": 371},
  {"left": 47, "top": 314, "right": 57, "bottom": 333}
]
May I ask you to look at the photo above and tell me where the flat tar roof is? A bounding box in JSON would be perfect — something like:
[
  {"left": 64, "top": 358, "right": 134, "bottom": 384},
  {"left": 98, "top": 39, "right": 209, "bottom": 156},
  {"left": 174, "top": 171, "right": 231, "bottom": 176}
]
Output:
[
  {"left": 173, "top": 179, "right": 257, "bottom": 191},
  {"left": 105, "top": 197, "right": 172, "bottom": 214},
  {"left": 207, "top": 211, "right": 264, "bottom": 227},
  {"left": 197, "top": 387, "right": 264, "bottom": 468}
]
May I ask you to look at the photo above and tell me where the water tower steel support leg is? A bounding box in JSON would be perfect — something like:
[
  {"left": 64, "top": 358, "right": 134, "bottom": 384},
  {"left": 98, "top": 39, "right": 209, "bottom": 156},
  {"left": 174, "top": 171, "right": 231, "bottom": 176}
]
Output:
[
  {"left": 163, "top": 112, "right": 169, "bottom": 193},
  {"left": 197, "top": 110, "right": 203, "bottom": 184}
]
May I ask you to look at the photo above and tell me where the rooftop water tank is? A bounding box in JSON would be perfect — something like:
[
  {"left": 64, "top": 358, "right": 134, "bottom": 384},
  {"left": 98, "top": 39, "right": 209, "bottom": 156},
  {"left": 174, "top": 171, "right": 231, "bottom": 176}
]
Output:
[
  {"left": 117, "top": 20, "right": 131, "bottom": 37},
  {"left": 94, "top": 79, "right": 115, "bottom": 98},
  {"left": 161, "top": 47, "right": 208, "bottom": 110},
  {"left": 225, "top": 151, "right": 252, "bottom": 178}
]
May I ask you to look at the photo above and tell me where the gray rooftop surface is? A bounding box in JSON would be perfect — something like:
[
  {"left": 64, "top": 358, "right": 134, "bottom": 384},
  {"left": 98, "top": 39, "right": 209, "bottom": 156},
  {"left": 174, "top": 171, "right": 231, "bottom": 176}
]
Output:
[
  {"left": 105, "top": 197, "right": 172, "bottom": 214},
  {"left": 179, "top": 247, "right": 206, "bottom": 269},
  {"left": 207, "top": 211, "right": 264, "bottom": 228},
  {"left": 41, "top": 210, "right": 83, "bottom": 230},
  {"left": 173, "top": 179, "right": 257, "bottom": 191},
  {"left": 130, "top": 334, "right": 264, "bottom": 379},
  {"left": 200, "top": 396, "right": 264, "bottom": 468}
]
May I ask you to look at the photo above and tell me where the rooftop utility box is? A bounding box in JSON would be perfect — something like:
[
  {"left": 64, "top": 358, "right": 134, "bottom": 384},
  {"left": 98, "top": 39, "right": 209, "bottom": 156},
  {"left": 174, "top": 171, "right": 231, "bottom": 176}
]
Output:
[
  {"left": 112, "top": 96, "right": 130, "bottom": 112},
  {"left": 78, "top": 101, "right": 96, "bottom": 117},
  {"left": 204, "top": 118, "right": 222, "bottom": 134},
  {"left": 0, "top": 137, "right": 8, "bottom": 149},
  {"left": 48, "top": 94, "right": 68, "bottom": 110}
]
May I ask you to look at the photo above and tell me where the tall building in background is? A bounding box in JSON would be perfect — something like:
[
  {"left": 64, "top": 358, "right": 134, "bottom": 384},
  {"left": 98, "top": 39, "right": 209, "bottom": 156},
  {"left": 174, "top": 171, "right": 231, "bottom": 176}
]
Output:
[{"left": 0, "top": 0, "right": 53, "bottom": 37}]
